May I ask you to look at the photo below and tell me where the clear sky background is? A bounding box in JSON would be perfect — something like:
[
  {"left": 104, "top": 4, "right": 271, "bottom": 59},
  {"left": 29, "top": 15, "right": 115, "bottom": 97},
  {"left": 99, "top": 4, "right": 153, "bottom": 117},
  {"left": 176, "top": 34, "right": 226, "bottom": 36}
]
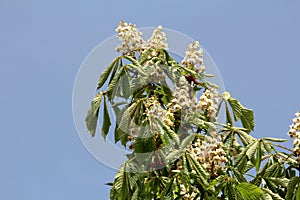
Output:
[{"left": 1, "top": 0, "right": 300, "bottom": 199}]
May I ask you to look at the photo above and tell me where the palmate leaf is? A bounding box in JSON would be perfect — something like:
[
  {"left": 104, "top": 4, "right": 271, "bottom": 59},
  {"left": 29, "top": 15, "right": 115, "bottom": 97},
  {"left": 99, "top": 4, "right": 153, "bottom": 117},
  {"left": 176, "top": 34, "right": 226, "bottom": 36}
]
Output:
[
  {"left": 233, "top": 140, "right": 258, "bottom": 173},
  {"left": 112, "top": 162, "right": 140, "bottom": 200},
  {"left": 102, "top": 96, "right": 111, "bottom": 139},
  {"left": 235, "top": 129, "right": 256, "bottom": 146},
  {"left": 227, "top": 97, "right": 255, "bottom": 133},
  {"left": 236, "top": 182, "right": 264, "bottom": 200},
  {"left": 85, "top": 92, "right": 103, "bottom": 137},
  {"left": 97, "top": 57, "right": 120, "bottom": 89},
  {"left": 113, "top": 162, "right": 130, "bottom": 200},
  {"left": 234, "top": 140, "right": 258, "bottom": 169}
]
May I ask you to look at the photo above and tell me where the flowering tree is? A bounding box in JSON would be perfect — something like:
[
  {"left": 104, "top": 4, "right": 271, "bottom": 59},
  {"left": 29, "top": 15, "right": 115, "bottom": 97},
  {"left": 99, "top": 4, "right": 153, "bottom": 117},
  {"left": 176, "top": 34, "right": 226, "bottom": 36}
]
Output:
[{"left": 86, "top": 21, "right": 300, "bottom": 200}]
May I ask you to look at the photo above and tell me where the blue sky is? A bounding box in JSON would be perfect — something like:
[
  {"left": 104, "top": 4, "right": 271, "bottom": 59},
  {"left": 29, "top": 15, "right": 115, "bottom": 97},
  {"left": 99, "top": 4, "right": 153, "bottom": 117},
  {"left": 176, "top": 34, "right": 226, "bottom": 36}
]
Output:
[{"left": 1, "top": 0, "right": 300, "bottom": 199}]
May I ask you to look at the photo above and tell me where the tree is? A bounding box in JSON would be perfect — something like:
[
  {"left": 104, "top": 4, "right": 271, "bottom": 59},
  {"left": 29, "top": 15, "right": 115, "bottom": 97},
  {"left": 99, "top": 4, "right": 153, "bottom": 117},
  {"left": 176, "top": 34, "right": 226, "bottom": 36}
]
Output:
[{"left": 86, "top": 21, "right": 300, "bottom": 200}]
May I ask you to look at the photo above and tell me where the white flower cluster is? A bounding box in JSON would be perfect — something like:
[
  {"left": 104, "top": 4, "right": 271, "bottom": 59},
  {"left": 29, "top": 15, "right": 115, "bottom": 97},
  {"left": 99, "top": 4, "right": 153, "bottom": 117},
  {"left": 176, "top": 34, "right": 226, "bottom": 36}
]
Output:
[
  {"left": 179, "top": 184, "right": 199, "bottom": 199},
  {"left": 146, "top": 25, "right": 168, "bottom": 50},
  {"left": 115, "top": 21, "right": 169, "bottom": 55},
  {"left": 168, "top": 76, "right": 220, "bottom": 122},
  {"left": 288, "top": 111, "right": 300, "bottom": 159},
  {"left": 145, "top": 96, "right": 174, "bottom": 128},
  {"left": 182, "top": 41, "right": 206, "bottom": 73},
  {"left": 115, "top": 21, "right": 145, "bottom": 54},
  {"left": 147, "top": 66, "right": 166, "bottom": 83},
  {"left": 187, "top": 136, "right": 228, "bottom": 173},
  {"left": 199, "top": 89, "right": 219, "bottom": 121},
  {"left": 168, "top": 76, "right": 198, "bottom": 113}
]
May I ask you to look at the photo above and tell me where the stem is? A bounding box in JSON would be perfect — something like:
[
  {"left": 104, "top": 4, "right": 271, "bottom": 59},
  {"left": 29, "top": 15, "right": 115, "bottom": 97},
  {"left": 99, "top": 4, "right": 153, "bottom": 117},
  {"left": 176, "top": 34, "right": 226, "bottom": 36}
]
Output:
[{"left": 273, "top": 143, "right": 293, "bottom": 152}]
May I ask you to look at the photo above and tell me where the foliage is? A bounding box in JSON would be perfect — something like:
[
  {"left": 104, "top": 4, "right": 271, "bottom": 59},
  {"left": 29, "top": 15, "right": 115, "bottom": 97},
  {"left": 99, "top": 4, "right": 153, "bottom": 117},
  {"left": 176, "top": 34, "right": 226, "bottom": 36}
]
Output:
[{"left": 86, "top": 21, "right": 300, "bottom": 200}]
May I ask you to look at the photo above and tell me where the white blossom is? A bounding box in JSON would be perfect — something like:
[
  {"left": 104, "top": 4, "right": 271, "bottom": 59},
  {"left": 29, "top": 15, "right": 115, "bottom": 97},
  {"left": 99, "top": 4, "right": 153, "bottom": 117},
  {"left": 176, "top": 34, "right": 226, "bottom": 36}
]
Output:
[
  {"left": 198, "top": 89, "right": 220, "bottom": 121},
  {"left": 186, "top": 135, "right": 228, "bottom": 173},
  {"left": 169, "top": 76, "right": 193, "bottom": 114},
  {"left": 115, "top": 21, "right": 145, "bottom": 54},
  {"left": 182, "top": 41, "right": 206, "bottom": 73},
  {"left": 288, "top": 111, "right": 300, "bottom": 160},
  {"left": 145, "top": 96, "right": 175, "bottom": 129},
  {"left": 146, "top": 25, "right": 168, "bottom": 50},
  {"left": 147, "top": 65, "right": 165, "bottom": 83}
]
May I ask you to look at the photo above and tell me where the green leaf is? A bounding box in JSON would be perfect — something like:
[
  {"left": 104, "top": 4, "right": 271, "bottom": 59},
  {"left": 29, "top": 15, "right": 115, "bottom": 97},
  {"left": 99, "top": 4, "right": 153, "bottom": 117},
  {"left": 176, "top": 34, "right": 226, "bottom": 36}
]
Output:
[
  {"left": 186, "top": 153, "right": 209, "bottom": 187},
  {"left": 102, "top": 96, "right": 111, "bottom": 139},
  {"left": 158, "top": 119, "right": 180, "bottom": 146},
  {"left": 85, "top": 92, "right": 103, "bottom": 137},
  {"left": 264, "top": 163, "right": 281, "bottom": 178},
  {"left": 131, "top": 187, "right": 139, "bottom": 200},
  {"left": 166, "top": 150, "right": 180, "bottom": 161},
  {"left": 108, "top": 59, "right": 120, "bottom": 85},
  {"left": 246, "top": 140, "right": 258, "bottom": 161},
  {"left": 160, "top": 177, "right": 174, "bottom": 199},
  {"left": 123, "top": 55, "right": 142, "bottom": 67},
  {"left": 121, "top": 70, "right": 131, "bottom": 99},
  {"left": 225, "top": 102, "right": 233, "bottom": 125},
  {"left": 262, "top": 140, "right": 273, "bottom": 154},
  {"left": 240, "top": 108, "right": 255, "bottom": 132},
  {"left": 267, "top": 177, "right": 289, "bottom": 188},
  {"left": 113, "top": 162, "right": 131, "bottom": 200},
  {"left": 263, "top": 137, "right": 288, "bottom": 142},
  {"left": 277, "top": 152, "right": 298, "bottom": 165},
  {"left": 231, "top": 167, "right": 247, "bottom": 183},
  {"left": 138, "top": 49, "right": 152, "bottom": 65},
  {"left": 227, "top": 97, "right": 255, "bottom": 132},
  {"left": 256, "top": 140, "right": 262, "bottom": 173},
  {"left": 97, "top": 57, "right": 120, "bottom": 89},
  {"left": 286, "top": 177, "right": 300, "bottom": 200},
  {"left": 180, "top": 133, "right": 196, "bottom": 151},
  {"left": 235, "top": 129, "right": 256, "bottom": 146},
  {"left": 118, "top": 105, "right": 131, "bottom": 134},
  {"left": 134, "top": 128, "right": 155, "bottom": 154},
  {"left": 236, "top": 182, "right": 263, "bottom": 200},
  {"left": 234, "top": 146, "right": 248, "bottom": 168},
  {"left": 261, "top": 188, "right": 284, "bottom": 200},
  {"left": 127, "top": 63, "right": 147, "bottom": 76},
  {"left": 208, "top": 175, "right": 228, "bottom": 189},
  {"left": 107, "top": 67, "right": 125, "bottom": 99},
  {"left": 225, "top": 182, "right": 240, "bottom": 200},
  {"left": 176, "top": 65, "right": 204, "bottom": 81},
  {"left": 296, "top": 184, "right": 300, "bottom": 200}
]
